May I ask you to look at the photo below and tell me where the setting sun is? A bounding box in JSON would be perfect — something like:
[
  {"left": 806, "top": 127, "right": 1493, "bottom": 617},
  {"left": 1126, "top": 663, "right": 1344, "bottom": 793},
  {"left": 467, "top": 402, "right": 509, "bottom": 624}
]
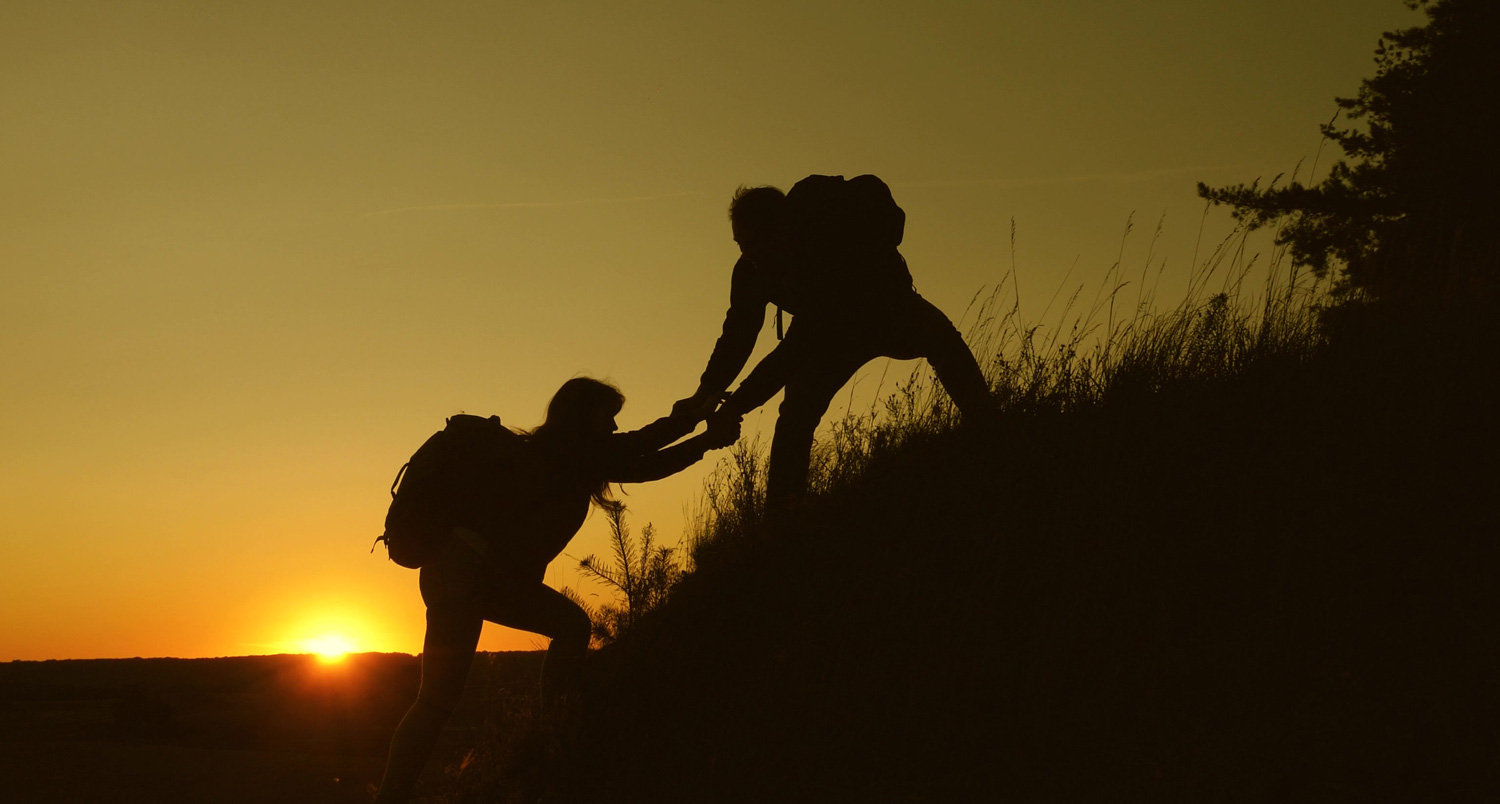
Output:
[
  {"left": 277, "top": 605, "right": 396, "bottom": 660},
  {"left": 303, "top": 634, "right": 359, "bottom": 663}
]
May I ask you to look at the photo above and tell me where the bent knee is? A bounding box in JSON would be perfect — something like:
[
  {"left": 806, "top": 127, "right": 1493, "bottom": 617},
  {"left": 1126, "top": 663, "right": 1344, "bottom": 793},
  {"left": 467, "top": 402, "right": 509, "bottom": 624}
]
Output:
[{"left": 559, "top": 606, "right": 592, "bottom": 645}]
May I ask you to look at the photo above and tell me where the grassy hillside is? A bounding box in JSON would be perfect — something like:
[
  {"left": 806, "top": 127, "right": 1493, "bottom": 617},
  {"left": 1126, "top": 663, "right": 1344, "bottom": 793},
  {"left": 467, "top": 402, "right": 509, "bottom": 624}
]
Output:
[
  {"left": 356, "top": 201, "right": 1496, "bottom": 803},
  {"left": 433, "top": 277, "right": 1498, "bottom": 802}
]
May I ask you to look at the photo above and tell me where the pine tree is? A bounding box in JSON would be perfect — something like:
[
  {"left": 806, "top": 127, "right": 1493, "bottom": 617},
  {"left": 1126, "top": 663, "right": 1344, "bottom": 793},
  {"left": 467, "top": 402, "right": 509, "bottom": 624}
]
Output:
[
  {"left": 576, "top": 505, "right": 683, "bottom": 645},
  {"left": 1198, "top": 0, "right": 1500, "bottom": 301}
]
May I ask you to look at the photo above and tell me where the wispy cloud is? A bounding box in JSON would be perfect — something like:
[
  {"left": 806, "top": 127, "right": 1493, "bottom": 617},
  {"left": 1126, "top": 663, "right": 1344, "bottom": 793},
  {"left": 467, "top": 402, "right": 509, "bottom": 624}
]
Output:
[
  {"left": 358, "top": 166, "right": 1263, "bottom": 219},
  {"left": 361, "top": 190, "right": 705, "bottom": 219},
  {"left": 891, "top": 163, "right": 1260, "bottom": 192}
]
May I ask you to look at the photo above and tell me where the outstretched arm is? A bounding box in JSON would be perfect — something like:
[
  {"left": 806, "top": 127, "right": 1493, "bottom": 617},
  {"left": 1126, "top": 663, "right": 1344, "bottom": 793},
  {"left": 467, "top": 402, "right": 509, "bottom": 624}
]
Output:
[
  {"left": 605, "top": 414, "right": 742, "bottom": 484},
  {"left": 717, "top": 314, "right": 820, "bottom": 417},
  {"left": 610, "top": 412, "right": 699, "bottom": 456},
  {"left": 718, "top": 341, "right": 794, "bottom": 418},
  {"left": 675, "top": 257, "right": 767, "bottom": 418}
]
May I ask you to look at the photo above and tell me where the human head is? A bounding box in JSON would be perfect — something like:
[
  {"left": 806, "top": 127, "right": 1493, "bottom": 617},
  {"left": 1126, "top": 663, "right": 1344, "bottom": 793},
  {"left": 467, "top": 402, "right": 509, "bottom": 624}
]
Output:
[
  {"left": 534, "top": 377, "right": 626, "bottom": 512},
  {"left": 539, "top": 377, "right": 624, "bottom": 439},
  {"left": 728, "top": 185, "right": 789, "bottom": 264}
]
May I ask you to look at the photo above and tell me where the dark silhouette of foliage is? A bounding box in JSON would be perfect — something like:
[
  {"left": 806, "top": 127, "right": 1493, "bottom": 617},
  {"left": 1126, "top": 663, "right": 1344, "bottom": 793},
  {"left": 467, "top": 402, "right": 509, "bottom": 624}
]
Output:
[
  {"left": 1198, "top": 0, "right": 1500, "bottom": 301},
  {"left": 545, "top": 271, "right": 1498, "bottom": 804},
  {"left": 575, "top": 505, "right": 683, "bottom": 646},
  {"left": 423, "top": 220, "right": 1499, "bottom": 802}
]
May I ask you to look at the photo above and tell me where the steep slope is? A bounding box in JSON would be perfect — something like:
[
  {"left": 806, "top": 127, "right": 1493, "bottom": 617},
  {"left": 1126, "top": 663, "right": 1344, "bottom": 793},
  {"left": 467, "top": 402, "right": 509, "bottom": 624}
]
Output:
[{"left": 508, "top": 309, "right": 1500, "bottom": 803}]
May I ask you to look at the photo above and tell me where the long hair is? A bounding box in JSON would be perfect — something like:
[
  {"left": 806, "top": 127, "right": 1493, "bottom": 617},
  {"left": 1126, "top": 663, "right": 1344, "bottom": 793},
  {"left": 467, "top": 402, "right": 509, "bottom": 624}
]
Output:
[{"left": 529, "top": 377, "right": 626, "bottom": 512}]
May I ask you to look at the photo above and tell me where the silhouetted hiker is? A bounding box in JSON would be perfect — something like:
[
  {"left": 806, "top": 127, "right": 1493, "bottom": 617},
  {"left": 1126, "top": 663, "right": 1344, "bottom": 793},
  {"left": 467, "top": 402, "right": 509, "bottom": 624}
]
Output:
[
  {"left": 373, "top": 378, "right": 739, "bottom": 804},
  {"left": 672, "top": 175, "right": 991, "bottom": 506}
]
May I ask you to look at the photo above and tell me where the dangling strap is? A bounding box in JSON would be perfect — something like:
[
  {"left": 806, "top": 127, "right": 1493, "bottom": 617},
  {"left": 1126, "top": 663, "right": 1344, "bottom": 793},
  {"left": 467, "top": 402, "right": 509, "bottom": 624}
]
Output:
[
  {"left": 389, "top": 462, "right": 409, "bottom": 498},
  {"left": 775, "top": 306, "right": 784, "bottom": 340}
]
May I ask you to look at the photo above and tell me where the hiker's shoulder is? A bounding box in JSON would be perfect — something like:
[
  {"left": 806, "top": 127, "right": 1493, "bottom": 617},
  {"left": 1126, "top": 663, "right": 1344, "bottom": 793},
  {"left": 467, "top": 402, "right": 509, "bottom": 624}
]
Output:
[{"left": 729, "top": 255, "right": 774, "bottom": 295}]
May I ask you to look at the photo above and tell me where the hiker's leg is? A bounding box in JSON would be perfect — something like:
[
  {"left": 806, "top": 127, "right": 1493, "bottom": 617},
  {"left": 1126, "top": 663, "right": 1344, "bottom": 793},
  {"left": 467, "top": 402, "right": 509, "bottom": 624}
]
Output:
[
  {"left": 908, "top": 295, "right": 991, "bottom": 416},
  {"left": 486, "top": 579, "right": 591, "bottom": 723},
  {"left": 374, "top": 606, "right": 482, "bottom": 804},
  {"left": 766, "top": 346, "right": 867, "bottom": 507},
  {"left": 375, "top": 543, "right": 486, "bottom": 804},
  {"left": 485, "top": 583, "right": 592, "bottom": 717}
]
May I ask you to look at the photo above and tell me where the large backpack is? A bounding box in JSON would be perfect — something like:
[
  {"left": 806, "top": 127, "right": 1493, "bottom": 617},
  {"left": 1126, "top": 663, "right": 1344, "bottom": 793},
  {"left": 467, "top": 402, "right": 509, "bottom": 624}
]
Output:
[
  {"left": 784, "top": 174, "right": 913, "bottom": 300},
  {"left": 373, "top": 414, "right": 525, "bottom": 569}
]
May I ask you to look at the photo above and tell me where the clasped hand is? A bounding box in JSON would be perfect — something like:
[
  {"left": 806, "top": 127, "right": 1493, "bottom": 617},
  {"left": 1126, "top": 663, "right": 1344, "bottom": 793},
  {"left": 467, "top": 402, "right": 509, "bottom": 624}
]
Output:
[
  {"left": 670, "top": 392, "right": 720, "bottom": 422},
  {"left": 703, "top": 409, "right": 742, "bottom": 448},
  {"left": 670, "top": 393, "right": 740, "bottom": 448}
]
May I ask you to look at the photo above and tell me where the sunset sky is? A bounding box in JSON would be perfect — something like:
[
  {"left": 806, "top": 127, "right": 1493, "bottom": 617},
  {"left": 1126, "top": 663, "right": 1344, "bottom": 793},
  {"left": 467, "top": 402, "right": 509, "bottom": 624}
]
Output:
[{"left": 1, "top": 1, "right": 1414, "bottom": 660}]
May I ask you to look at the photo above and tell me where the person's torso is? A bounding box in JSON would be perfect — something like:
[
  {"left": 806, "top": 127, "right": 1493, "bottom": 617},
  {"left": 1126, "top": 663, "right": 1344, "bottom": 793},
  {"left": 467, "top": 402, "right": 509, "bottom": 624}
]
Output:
[
  {"left": 743, "top": 251, "right": 915, "bottom": 321},
  {"left": 479, "top": 439, "right": 597, "bottom": 575}
]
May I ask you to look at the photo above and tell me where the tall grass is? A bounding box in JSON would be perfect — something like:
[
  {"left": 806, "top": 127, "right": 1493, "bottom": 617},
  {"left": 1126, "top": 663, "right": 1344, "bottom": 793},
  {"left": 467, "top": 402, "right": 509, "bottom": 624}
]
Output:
[
  {"left": 686, "top": 214, "right": 1328, "bottom": 572},
  {"left": 427, "top": 189, "right": 1500, "bottom": 802},
  {"left": 439, "top": 210, "right": 1500, "bottom": 803}
]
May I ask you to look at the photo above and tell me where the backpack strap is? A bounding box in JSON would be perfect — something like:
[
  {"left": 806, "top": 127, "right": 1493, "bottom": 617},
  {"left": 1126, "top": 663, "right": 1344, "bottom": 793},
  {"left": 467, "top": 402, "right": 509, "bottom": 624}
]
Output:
[{"left": 389, "top": 462, "right": 409, "bottom": 499}]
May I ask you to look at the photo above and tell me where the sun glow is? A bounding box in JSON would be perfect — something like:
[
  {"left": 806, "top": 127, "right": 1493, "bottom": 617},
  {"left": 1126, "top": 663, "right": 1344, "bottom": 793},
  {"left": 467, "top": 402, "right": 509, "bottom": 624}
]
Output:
[
  {"left": 277, "top": 602, "right": 396, "bottom": 661},
  {"left": 303, "top": 633, "right": 359, "bottom": 663}
]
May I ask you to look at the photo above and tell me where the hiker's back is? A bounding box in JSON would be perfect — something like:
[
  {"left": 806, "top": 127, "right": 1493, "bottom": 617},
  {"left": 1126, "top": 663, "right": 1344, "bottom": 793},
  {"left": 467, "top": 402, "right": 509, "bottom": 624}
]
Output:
[{"left": 784, "top": 174, "right": 913, "bottom": 308}]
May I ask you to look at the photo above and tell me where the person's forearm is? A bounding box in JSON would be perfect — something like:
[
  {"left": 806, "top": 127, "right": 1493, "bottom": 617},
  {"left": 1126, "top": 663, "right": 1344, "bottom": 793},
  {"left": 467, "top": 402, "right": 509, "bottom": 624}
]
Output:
[
  {"left": 613, "top": 414, "right": 696, "bottom": 455},
  {"left": 695, "top": 305, "right": 762, "bottom": 399},
  {"left": 609, "top": 433, "right": 717, "bottom": 484},
  {"left": 721, "top": 342, "right": 795, "bottom": 417}
]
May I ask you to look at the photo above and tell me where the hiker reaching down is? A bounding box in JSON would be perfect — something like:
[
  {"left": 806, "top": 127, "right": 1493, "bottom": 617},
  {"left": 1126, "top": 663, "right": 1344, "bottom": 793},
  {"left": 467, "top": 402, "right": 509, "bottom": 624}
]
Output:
[
  {"left": 374, "top": 377, "right": 739, "bottom": 804},
  {"left": 673, "top": 175, "right": 992, "bottom": 507}
]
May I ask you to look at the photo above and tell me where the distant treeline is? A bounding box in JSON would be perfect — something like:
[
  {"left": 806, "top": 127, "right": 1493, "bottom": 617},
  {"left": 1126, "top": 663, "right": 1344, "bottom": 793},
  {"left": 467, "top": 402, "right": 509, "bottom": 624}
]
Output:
[{"left": 0, "top": 652, "right": 541, "bottom": 757}]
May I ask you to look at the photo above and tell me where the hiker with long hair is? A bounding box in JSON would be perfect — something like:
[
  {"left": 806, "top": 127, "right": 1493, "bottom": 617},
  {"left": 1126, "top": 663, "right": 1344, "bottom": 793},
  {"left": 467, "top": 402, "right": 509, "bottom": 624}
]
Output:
[{"left": 373, "top": 377, "right": 739, "bottom": 804}]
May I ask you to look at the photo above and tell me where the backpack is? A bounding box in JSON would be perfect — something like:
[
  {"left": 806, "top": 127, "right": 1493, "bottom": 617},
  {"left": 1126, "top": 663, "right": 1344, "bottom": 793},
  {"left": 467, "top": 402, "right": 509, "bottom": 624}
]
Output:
[
  {"left": 783, "top": 174, "right": 913, "bottom": 300},
  {"left": 774, "top": 175, "right": 912, "bottom": 327},
  {"left": 786, "top": 173, "right": 906, "bottom": 248},
  {"left": 372, "top": 413, "right": 525, "bottom": 569}
]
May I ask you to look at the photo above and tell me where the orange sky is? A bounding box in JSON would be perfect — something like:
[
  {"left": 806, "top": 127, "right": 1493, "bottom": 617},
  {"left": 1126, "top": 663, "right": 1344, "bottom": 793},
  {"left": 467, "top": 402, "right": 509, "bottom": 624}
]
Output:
[{"left": 0, "top": 1, "right": 1415, "bottom": 660}]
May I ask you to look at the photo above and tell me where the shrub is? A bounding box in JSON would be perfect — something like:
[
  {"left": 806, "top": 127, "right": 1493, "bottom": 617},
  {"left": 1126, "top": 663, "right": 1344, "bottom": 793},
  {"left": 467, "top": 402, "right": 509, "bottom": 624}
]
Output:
[{"left": 573, "top": 505, "right": 684, "bottom": 646}]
